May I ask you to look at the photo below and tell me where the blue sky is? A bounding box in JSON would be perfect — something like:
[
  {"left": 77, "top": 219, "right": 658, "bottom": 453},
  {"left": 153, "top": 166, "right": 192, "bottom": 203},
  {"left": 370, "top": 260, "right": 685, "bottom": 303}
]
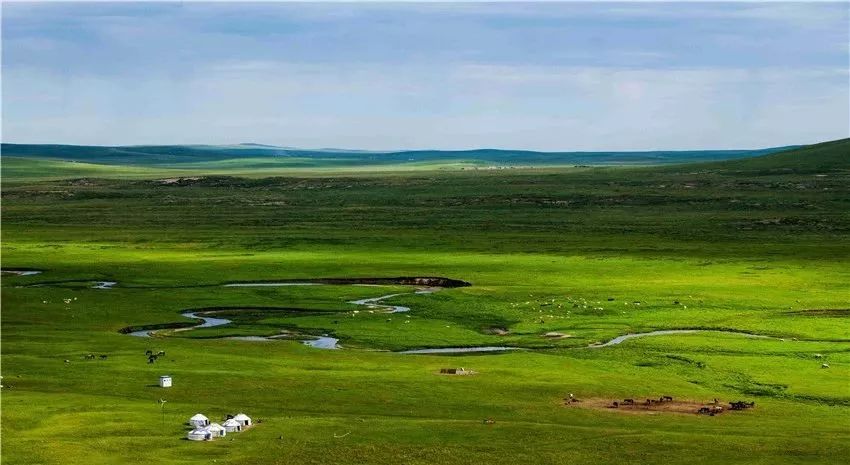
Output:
[{"left": 2, "top": 1, "right": 848, "bottom": 150}]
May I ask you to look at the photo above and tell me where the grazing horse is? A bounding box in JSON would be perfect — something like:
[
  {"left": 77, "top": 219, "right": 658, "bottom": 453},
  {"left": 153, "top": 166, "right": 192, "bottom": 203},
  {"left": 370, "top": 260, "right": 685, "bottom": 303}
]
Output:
[
  {"left": 148, "top": 355, "right": 158, "bottom": 364},
  {"left": 730, "top": 401, "right": 755, "bottom": 410},
  {"left": 663, "top": 396, "right": 673, "bottom": 402},
  {"left": 623, "top": 399, "right": 635, "bottom": 405},
  {"left": 99, "top": 355, "right": 108, "bottom": 360}
]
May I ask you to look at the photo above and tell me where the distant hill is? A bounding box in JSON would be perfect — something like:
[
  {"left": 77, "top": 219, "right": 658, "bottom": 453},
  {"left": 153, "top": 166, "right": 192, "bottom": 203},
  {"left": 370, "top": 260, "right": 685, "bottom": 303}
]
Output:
[
  {"left": 0, "top": 142, "right": 797, "bottom": 167},
  {"left": 692, "top": 138, "right": 850, "bottom": 174}
]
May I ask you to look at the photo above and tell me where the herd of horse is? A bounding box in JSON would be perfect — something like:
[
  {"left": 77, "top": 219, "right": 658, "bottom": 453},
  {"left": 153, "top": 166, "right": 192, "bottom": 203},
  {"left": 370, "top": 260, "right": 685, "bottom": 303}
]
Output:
[{"left": 579, "top": 395, "right": 757, "bottom": 415}]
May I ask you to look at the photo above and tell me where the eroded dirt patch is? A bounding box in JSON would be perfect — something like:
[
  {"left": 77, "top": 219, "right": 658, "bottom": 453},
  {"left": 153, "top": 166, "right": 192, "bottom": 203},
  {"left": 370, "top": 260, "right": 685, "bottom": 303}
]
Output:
[{"left": 563, "top": 397, "right": 754, "bottom": 416}]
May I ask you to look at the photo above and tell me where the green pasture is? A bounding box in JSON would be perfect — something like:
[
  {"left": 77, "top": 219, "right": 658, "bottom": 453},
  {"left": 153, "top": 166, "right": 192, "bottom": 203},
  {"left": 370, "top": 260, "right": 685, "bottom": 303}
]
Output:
[{"left": 2, "top": 140, "right": 849, "bottom": 464}]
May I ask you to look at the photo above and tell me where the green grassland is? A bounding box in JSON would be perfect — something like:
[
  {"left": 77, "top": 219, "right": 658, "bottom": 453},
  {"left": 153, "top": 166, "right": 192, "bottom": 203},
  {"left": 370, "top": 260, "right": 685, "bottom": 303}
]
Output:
[{"left": 2, "top": 139, "right": 849, "bottom": 464}]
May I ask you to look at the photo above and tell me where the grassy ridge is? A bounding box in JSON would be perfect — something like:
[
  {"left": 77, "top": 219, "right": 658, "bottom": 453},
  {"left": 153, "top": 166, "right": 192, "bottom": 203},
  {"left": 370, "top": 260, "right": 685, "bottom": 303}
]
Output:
[
  {"left": 1, "top": 141, "right": 796, "bottom": 167},
  {"left": 2, "top": 140, "right": 849, "bottom": 464}
]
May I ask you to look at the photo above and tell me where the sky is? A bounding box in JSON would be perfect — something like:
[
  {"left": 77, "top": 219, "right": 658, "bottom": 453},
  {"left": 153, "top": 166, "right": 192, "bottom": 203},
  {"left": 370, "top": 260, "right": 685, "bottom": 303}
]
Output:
[{"left": 2, "top": 1, "right": 848, "bottom": 151}]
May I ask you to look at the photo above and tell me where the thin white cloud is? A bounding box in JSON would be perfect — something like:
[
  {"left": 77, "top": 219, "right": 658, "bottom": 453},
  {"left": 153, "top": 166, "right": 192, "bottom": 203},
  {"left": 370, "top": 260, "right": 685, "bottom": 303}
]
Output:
[{"left": 4, "top": 61, "right": 847, "bottom": 150}]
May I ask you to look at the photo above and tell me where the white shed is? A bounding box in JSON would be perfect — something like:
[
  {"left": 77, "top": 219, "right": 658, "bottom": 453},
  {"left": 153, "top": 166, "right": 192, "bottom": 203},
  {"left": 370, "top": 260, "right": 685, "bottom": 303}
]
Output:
[
  {"left": 205, "top": 423, "right": 227, "bottom": 438},
  {"left": 189, "top": 413, "right": 210, "bottom": 428},
  {"left": 223, "top": 418, "right": 243, "bottom": 432},
  {"left": 159, "top": 375, "right": 172, "bottom": 388},
  {"left": 187, "top": 428, "right": 211, "bottom": 441},
  {"left": 233, "top": 413, "right": 252, "bottom": 427}
]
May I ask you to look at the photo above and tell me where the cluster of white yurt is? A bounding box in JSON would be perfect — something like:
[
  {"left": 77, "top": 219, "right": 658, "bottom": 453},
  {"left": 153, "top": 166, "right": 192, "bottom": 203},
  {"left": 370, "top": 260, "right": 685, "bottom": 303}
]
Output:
[{"left": 186, "top": 412, "right": 252, "bottom": 441}]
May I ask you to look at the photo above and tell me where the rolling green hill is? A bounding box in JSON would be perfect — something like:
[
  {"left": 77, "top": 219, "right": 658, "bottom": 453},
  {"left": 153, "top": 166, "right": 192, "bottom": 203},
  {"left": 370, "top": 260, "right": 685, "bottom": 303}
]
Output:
[
  {"left": 1, "top": 142, "right": 796, "bottom": 168},
  {"left": 699, "top": 138, "right": 850, "bottom": 174}
]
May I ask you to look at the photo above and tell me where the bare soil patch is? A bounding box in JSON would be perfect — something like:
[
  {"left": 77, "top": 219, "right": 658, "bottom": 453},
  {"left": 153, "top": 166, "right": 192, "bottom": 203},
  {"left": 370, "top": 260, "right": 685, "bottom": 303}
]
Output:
[{"left": 563, "top": 397, "right": 754, "bottom": 416}]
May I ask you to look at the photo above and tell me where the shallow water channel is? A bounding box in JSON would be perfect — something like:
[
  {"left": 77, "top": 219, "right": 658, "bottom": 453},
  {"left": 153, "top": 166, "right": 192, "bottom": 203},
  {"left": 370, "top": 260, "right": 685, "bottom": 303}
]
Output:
[
  {"left": 1, "top": 270, "right": 43, "bottom": 276},
  {"left": 124, "top": 283, "right": 419, "bottom": 347},
  {"left": 588, "top": 329, "right": 772, "bottom": 348},
  {"left": 110, "top": 279, "right": 776, "bottom": 353}
]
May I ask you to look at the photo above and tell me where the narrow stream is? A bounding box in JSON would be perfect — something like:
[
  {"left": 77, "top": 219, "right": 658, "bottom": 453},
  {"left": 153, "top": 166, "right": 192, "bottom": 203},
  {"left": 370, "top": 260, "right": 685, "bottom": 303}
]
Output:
[
  {"left": 400, "top": 346, "right": 520, "bottom": 354},
  {"left": 114, "top": 278, "right": 777, "bottom": 353},
  {"left": 349, "top": 294, "right": 410, "bottom": 313},
  {"left": 123, "top": 285, "right": 421, "bottom": 347},
  {"left": 1, "top": 270, "right": 43, "bottom": 276},
  {"left": 223, "top": 283, "right": 324, "bottom": 287},
  {"left": 127, "top": 312, "right": 233, "bottom": 337},
  {"left": 589, "top": 329, "right": 772, "bottom": 348}
]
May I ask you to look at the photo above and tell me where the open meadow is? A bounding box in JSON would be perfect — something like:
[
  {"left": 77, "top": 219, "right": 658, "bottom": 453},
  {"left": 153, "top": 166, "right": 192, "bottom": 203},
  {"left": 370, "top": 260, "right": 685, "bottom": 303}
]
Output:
[{"left": 2, "top": 140, "right": 850, "bottom": 464}]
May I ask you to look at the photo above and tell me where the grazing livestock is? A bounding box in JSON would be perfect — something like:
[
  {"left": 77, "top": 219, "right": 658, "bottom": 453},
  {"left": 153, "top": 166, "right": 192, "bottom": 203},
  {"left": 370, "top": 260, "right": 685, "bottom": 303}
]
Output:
[
  {"left": 623, "top": 399, "right": 635, "bottom": 405},
  {"left": 148, "top": 355, "right": 158, "bottom": 364},
  {"left": 698, "top": 405, "right": 724, "bottom": 415},
  {"left": 662, "top": 396, "right": 673, "bottom": 401},
  {"left": 611, "top": 401, "right": 619, "bottom": 408},
  {"left": 730, "top": 401, "right": 755, "bottom": 410},
  {"left": 145, "top": 350, "right": 153, "bottom": 356},
  {"left": 822, "top": 363, "right": 830, "bottom": 369},
  {"left": 157, "top": 351, "right": 166, "bottom": 356},
  {"left": 99, "top": 355, "right": 108, "bottom": 360}
]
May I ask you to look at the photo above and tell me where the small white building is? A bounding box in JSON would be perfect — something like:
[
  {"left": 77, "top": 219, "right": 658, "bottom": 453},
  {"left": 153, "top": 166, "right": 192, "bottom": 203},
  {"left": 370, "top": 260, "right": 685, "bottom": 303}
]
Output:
[
  {"left": 189, "top": 413, "right": 210, "bottom": 428},
  {"left": 159, "top": 375, "right": 172, "bottom": 388},
  {"left": 205, "top": 423, "right": 227, "bottom": 438},
  {"left": 223, "top": 418, "right": 243, "bottom": 433},
  {"left": 187, "top": 428, "right": 211, "bottom": 441},
  {"left": 233, "top": 413, "right": 252, "bottom": 427}
]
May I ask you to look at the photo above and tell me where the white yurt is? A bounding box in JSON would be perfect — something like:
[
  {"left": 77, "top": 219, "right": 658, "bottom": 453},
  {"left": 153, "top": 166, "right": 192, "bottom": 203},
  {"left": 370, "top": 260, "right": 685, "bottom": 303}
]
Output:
[
  {"left": 159, "top": 375, "right": 172, "bottom": 388},
  {"left": 223, "top": 418, "right": 243, "bottom": 433},
  {"left": 206, "top": 423, "right": 227, "bottom": 438},
  {"left": 189, "top": 413, "right": 210, "bottom": 428},
  {"left": 187, "top": 428, "right": 211, "bottom": 441},
  {"left": 233, "top": 413, "right": 252, "bottom": 427}
]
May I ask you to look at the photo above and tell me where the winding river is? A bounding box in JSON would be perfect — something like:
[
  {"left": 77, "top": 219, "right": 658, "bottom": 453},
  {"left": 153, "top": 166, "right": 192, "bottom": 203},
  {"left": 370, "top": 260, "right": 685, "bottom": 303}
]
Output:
[
  {"left": 123, "top": 282, "right": 435, "bottom": 348},
  {"left": 587, "top": 329, "right": 772, "bottom": 348},
  {"left": 6, "top": 270, "right": 778, "bottom": 353}
]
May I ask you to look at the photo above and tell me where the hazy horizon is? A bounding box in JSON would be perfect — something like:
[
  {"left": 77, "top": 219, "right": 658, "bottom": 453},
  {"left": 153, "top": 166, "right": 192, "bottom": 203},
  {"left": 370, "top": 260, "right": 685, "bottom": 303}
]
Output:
[{"left": 0, "top": 139, "right": 814, "bottom": 153}]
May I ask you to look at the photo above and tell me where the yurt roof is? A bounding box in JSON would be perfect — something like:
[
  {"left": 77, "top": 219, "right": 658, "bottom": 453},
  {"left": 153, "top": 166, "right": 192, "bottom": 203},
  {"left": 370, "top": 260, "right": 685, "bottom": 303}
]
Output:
[
  {"left": 190, "top": 413, "right": 209, "bottom": 421},
  {"left": 233, "top": 413, "right": 251, "bottom": 421},
  {"left": 188, "top": 429, "right": 208, "bottom": 435},
  {"left": 206, "top": 423, "right": 225, "bottom": 431},
  {"left": 223, "top": 418, "right": 241, "bottom": 426}
]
